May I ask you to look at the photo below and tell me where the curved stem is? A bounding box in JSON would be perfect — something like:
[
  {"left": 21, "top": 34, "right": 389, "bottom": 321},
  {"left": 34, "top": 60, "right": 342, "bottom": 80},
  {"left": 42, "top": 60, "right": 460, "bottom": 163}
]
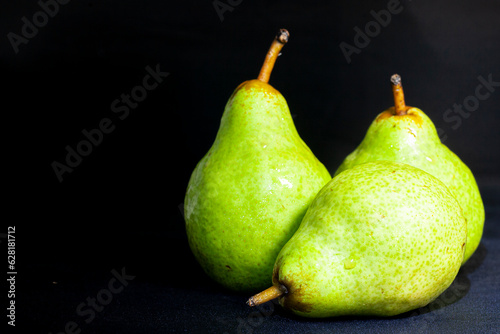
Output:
[
  {"left": 391, "top": 74, "right": 408, "bottom": 115},
  {"left": 257, "top": 29, "right": 290, "bottom": 83},
  {"left": 247, "top": 284, "right": 286, "bottom": 307}
]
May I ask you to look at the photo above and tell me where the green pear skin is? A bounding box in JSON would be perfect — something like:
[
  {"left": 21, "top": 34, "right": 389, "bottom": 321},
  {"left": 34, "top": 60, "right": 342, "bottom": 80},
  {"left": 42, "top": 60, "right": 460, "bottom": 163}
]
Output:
[
  {"left": 185, "top": 79, "right": 331, "bottom": 292},
  {"left": 335, "top": 107, "right": 484, "bottom": 264},
  {"left": 273, "top": 161, "right": 467, "bottom": 317}
]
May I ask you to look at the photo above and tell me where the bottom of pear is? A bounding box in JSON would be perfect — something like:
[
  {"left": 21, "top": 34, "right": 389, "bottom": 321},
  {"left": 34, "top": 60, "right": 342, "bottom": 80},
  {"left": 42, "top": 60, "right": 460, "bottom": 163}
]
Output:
[{"left": 272, "top": 262, "right": 314, "bottom": 314}]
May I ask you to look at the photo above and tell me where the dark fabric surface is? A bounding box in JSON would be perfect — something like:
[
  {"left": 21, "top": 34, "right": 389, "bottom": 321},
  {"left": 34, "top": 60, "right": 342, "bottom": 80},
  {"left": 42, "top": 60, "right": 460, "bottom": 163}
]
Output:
[{"left": 12, "top": 183, "right": 500, "bottom": 333}]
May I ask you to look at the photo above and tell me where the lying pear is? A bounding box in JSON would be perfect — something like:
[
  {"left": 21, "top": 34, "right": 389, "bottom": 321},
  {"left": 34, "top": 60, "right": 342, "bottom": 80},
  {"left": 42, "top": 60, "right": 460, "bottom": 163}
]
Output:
[
  {"left": 335, "top": 74, "right": 484, "bottom": 264},
  {"left": 248, "top": 161, "right": 467, "bottom": 317},
  {"left": 184, "top": 29, "right": 331, "bottom": 292}
]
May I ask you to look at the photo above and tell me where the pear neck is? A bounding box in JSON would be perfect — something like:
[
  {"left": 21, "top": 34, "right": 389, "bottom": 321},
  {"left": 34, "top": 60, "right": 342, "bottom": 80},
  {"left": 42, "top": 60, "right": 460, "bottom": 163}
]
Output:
[{"left": 217, "top": 81, "right": 297, "bottom": 141}]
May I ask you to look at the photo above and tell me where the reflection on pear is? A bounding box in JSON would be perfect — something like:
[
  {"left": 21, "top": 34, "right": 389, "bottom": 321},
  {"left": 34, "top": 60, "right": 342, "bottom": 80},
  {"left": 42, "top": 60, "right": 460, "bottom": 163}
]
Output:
[{"left": 184, "top": 29, "right": 331, "bottom": 292}]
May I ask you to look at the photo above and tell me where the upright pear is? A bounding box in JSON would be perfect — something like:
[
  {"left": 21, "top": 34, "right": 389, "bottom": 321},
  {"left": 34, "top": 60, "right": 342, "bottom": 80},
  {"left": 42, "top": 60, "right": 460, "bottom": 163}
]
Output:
[
  {"left": 248, "top": 161, "right": 467, "bottom": 317},
  {"left": 335, "top": 75, "right": 484, "bottom": 264},
  {"left": 184, "top": 30, "right": 331, "bottom": 292}
]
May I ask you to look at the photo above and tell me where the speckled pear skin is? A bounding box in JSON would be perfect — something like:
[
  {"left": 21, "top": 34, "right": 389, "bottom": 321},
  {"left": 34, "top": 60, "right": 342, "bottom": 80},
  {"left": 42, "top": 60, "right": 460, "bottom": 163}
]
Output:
[
  {"left": 273, "top": 161, "right": 467, "bottom": 318},
  {"left": 185, "top": 79, "right": 331, "bottom": 292},
  {"left": 335, "top": 107, "right": 484, "bottom": 264}
]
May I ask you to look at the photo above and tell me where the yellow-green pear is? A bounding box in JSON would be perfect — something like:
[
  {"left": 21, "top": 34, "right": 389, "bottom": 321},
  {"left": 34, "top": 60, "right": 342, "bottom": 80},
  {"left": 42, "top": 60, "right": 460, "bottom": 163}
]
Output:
[
  {"left": 248, "top": 161, "right": 467, "bottom": 317},
  {"left": 335, "top": 74, "right": 484, "bottom": 264},
  {"left": 184, "top": 30, "right": 331, "bottom": 292}
]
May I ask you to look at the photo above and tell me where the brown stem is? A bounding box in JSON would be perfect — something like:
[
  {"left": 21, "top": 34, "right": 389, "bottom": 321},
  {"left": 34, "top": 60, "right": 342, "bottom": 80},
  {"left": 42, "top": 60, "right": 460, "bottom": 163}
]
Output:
[
  {"left": 257, "top": 29, "right": 290, "bottom": 83},
  {"left": 391, "top": 74, "right": 408, "bottom": 115},
  {"left": 247, "top": 285, "right": 286, "bottom": 307}
]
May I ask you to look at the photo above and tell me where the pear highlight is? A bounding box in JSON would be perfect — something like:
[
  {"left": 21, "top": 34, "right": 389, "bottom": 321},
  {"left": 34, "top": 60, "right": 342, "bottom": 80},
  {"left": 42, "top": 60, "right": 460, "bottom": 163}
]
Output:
[
  {"left": 248, "top": 161, "right": 467, "bottom": 317},
  {"left": 184, "top": 29, "right": 331, "bottom": 292},
  {"left": 335, "top": 74, "right": 484, "bottom": 264}
]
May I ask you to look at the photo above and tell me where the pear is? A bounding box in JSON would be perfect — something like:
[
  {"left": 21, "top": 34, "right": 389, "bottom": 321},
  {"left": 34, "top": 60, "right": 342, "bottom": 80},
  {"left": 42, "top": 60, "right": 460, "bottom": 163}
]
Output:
[
  {"left": 335, "top": 74, "right": 484, "bottom": 264},
  {"left": 248, "top": 160, "right": 467, "bottom": 317},
  {"left": 184, "top": 29, "right": 331, "bottom": 292}
]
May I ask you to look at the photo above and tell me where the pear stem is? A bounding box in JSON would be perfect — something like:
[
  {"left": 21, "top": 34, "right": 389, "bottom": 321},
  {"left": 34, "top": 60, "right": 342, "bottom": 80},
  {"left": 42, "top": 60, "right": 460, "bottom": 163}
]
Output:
[
  {"left": 247, "top": 284, "right": 286, "bottom": 307},
  {"left": 257, "top": 29, "right": 290, "bottom": 83},
  {"left": 391, "top": 74, "right": 408, "bottom": 115}
]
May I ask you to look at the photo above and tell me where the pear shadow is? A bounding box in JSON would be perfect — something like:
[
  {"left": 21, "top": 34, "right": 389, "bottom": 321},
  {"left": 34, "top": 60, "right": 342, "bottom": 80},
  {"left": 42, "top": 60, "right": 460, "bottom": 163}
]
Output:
[
  {"left": 460, "top": 242, "right": 488, "bottom": 275},
  {"left": 270, "top": 242, "right": 488, "bottom": 323}
]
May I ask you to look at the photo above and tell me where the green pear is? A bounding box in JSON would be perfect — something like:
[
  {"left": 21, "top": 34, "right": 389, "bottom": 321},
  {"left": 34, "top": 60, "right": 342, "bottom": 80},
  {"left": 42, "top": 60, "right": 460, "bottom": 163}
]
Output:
[
  {"left": 184, "top": 29, "right": 331, "bottom": 292},
  {"left": 335, "top": 74, "right": 484, "bottom": 264},
  {"left": 248, "top": 160, "right": 467, "bottom": 317}
]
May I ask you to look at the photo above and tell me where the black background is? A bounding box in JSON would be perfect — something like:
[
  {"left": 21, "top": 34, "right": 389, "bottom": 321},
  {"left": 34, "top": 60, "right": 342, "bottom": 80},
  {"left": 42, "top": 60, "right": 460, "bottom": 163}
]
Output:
[{"left": 2, "top": 0, "right": 500, "bottom": 333}]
